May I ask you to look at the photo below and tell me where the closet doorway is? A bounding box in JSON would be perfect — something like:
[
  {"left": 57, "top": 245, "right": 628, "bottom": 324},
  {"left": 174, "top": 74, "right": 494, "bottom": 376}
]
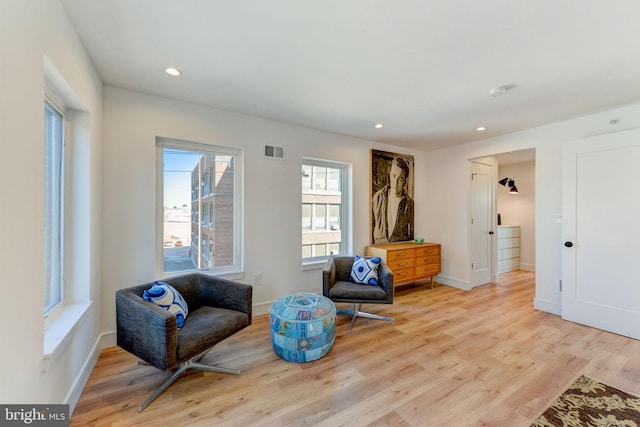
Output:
[{"left": 495, "top": 149, "right": 536, "bottom": 281}]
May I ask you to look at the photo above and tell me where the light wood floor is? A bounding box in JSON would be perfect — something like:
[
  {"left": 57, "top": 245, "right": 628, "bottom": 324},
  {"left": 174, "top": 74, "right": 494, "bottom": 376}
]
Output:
[{"left": 71, "top": 271, "right": 640, "bottom": 426}]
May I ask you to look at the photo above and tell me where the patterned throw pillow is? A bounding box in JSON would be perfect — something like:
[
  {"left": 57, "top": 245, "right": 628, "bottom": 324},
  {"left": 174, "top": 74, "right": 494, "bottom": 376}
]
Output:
[
  {"left": 143, "top": 281, "right": 189, "bottom": 328},
  {"left": 349, "top": 255, "right": 382, "bottom": 285}
]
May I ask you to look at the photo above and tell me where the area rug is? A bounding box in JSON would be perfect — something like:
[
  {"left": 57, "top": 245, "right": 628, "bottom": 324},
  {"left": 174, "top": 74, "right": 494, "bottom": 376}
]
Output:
[{"left": 531, "top": 375, "right": 640, "bottom": 427}]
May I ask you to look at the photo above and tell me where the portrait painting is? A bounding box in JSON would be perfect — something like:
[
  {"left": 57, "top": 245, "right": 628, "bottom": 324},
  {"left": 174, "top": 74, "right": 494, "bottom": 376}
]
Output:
[{"left": 370, "top": 149, "right": 415, "bottom": 244}]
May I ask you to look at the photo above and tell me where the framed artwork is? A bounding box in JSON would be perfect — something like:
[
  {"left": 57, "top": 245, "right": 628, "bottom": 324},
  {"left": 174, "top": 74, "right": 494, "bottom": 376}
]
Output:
[{"left": 370, "top": 149, "right": 415, "bottom": 244}]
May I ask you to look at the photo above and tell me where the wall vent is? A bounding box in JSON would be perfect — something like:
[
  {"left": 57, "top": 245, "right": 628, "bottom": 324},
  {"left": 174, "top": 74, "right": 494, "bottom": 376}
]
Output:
[{"left": 264, "top": 145, "right": 285, "bottom": 160}]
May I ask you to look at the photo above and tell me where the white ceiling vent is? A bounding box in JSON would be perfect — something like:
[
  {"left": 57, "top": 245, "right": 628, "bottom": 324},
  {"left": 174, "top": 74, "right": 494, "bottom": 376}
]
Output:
[{"left": 264, "top": 145, "right": 285, "bottom": 160}]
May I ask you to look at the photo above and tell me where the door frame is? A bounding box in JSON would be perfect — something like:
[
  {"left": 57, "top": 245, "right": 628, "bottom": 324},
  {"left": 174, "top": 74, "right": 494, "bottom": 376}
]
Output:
[{"left": 469, "top": 150, "right": 537, "bottom": 288}]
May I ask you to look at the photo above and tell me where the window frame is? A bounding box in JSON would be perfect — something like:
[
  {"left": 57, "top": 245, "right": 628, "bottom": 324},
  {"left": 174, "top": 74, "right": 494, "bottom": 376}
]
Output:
[
  {"left": 44, "top": 95, "right": 66, "bottom": 318},
  {"left": 156, "top": 137, "right": 244, "bottom": 278},
  {"left": 301, "top": 157, "right": 351, "bottom": 268},
  {"left": 42, "top": 61, "right": 95, "bottom": 360}
]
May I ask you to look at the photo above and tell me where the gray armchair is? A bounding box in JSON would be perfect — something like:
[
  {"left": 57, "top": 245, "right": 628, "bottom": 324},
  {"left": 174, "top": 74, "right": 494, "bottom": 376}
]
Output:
[
  {"left": 323, "top": 256, "right": 394, "bottom": 333},
  {"left": 116, "top": 273, "right": 252, "bottom": 412}
]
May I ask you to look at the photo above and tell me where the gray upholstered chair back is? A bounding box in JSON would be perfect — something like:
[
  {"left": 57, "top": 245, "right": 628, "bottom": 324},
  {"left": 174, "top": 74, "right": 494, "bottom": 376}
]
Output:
[
  {"left": 116, "top": 273, "right": 252, "bottom": 371},
  {"left": 322, "top": 255, "right": 394, "bottom": 332},
  {"left": 323, "top": 256, "right": 394, "bottom": 305},
  {"left": 115, "top": 272, "right": 252, "bottom": 411}
]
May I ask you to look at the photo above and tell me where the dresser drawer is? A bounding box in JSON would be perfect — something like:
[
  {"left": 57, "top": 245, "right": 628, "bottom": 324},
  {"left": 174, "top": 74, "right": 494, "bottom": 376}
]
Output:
[
  {"left": 388, "top": 257, "right": 415, "bottom": 270},
  {"left": 415, "top": 255, "right": 440, "bottom": 266},
  {"left": 498, "top": 226, "right": 520, "bottom": 238},
  {"left": 415, "top": 246, "right": 440, "bottom": 257},
  {"left": 416, "top": 264, "right": 440, "bottom": 276},
  {"left": 503, "top": 247, "right": 520, "bottom": 259},
  {"left": 387, "top": 249, "right": 415, "bottom": 262},
  {"left": 502, "top": 257, "right": 520, "bottom": 272},
  {"left": 498, "top": 237, "right": 520, "bottom": 250},
  {"left": 392, "top": 267, "right": 415, "bottom": 283}
]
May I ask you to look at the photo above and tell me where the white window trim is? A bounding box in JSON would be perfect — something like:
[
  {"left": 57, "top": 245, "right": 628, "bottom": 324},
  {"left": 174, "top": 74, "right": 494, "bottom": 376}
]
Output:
[
  {"left": 156, "top": 137, "right": 244, "bottom": 279},
  {"left": 42, "top": 58, "right": 93, "bottom": 363},
  {"left": 302, "top": 157, "right": 352, "bottom": 270},
  {"left": 43, "top": 301, "right": 92, "bottom": 359}
]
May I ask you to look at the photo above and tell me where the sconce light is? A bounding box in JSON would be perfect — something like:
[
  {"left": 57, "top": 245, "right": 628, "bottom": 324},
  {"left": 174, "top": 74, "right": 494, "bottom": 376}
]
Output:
[{"left": 498, "top": 177, "right": 519, "bottom": 194}]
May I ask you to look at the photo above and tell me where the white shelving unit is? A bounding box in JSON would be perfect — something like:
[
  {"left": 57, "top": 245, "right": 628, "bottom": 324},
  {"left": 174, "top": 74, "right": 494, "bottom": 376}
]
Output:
[{"left": 498, "top": 225, "right": 520, "bottom": 273}]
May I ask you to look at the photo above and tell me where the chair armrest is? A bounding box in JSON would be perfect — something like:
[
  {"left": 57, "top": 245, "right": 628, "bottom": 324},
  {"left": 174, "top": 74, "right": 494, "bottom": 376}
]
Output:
[
  {"left": 196, "top": 274, "right": 253, "bottom": 323},
  {"left": 116, "top": 287, "right": 178, "bottom": 370},
  {"left": 378, "top": 263, "right": 394, "bottom": 302},
  {"left": 323, "top": 258, "right": 336, "bottom": 295}
]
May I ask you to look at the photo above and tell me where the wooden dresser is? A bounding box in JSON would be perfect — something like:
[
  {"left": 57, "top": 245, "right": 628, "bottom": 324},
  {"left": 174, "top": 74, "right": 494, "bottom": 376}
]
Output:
[{"left": 365, "top": 242, "right": 441, "bottom": 288}]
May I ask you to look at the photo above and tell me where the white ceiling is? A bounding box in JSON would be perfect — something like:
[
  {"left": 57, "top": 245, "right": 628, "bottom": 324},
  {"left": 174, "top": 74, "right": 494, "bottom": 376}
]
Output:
[{"left": 61, "top": 0, "right": 640, "bottom": 151}]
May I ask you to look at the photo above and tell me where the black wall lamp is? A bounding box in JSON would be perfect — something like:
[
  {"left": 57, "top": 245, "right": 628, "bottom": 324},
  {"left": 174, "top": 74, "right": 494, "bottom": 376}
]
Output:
[{"left": 498, "top": 177, "right": 519, "bottom": 194}]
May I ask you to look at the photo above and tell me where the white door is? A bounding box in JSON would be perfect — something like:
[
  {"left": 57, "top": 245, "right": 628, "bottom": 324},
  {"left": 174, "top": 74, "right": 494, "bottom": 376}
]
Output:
[
  {"left": 470, "top": 161, "right": 493, "bottom": 287},
  {"left": 562, "top": 128, "right": 640, "bottom": 340}
]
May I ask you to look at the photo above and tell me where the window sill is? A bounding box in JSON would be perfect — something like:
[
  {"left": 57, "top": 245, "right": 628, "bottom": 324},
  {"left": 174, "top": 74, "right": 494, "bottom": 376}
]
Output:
[
  {"left": 158, "top": 269, "right": 245, "bottom": 281},
  {"left": 302, "top": 260, "right": 327, "bottom": 271},
  {"left": 43, "top": 301, "right": 93, "bottom": 360},
  {"left": 191, "top": 270, "right": 245, "bottom": 281}
]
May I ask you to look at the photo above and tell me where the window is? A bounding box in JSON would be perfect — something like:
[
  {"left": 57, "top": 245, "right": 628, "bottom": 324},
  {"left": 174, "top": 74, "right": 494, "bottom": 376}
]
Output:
[
  {"left": 158, "top": 138, "right": 243, "bottom": 275},
  {"left": 44, "top": 100, "right": 65, "bottom": 315},
  {"left": 302, "top": 158, "right": 350, "bottom": 263},
  {"left": 42, "top": 61, "right": 95, "bottom": 358}
]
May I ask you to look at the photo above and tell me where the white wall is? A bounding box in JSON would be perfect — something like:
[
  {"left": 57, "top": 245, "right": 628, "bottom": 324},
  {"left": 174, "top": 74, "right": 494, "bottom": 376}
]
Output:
[
  {"left": 0, "top": 0, "right": 102, "bottom": 408},
  {"left": 425, "top": 103, "right": 640, "bottom": 314},
  {"left": 100, "top": 86, "right": 430, "bottom": 335},
  {"left": 497, "top": 161, "right": 535, "bottom": 271}
]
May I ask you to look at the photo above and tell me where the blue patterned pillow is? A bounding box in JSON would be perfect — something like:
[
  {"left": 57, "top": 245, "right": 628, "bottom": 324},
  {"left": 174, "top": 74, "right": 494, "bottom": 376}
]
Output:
[
  {"left": 350, "top": 255, "right": 381, "bottom": 285},
  {"left": 143, "top": 281, "right": 189, "bottom": 328}
]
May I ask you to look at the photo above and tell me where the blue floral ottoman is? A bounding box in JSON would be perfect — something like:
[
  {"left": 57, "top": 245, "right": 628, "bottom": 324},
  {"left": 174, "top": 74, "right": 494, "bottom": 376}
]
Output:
[{"left": 269, "top": 293, "right": 336, "bottom": 363}]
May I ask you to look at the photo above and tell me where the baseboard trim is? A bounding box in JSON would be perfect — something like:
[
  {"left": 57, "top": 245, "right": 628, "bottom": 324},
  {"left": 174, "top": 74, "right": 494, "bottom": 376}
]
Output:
[
  {"left": 435, "top": 275, "right": 472, "bottom": 291},
  {"left": 66, "top": 331, "right": 116, "bottom": 414},
  {"left": 520, "top": 263, "right": 536, "bottom": 272},
  {"left": 253, "top": 302, "right": 272, "bottom": 317},
  {"left": 534, "top": 297, "right": 561, "bottom": 316},
  {"left": 100, "top": 330, "right": 116, "bottom": 348},
  {"left": 64, "top": 331, "right": 113, "bottom": 414}
]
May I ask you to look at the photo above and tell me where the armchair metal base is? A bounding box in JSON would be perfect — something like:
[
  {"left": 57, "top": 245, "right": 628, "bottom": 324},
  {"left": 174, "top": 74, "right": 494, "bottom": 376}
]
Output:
[
  {"left": 337, "top": 303, "right": 394, "bottom": 333},
  {"left": 138, "top": 348, "right": 240, "bottom": 412}
]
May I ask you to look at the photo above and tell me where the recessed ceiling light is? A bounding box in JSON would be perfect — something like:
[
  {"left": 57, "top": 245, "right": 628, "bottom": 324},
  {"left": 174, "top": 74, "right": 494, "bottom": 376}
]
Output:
[
  {"left": 165, "top": 67, "right": 181, "bottom": 76},
  {"left": 476, "top": 126, "right": 487, "bottom": 131},
  {"left": 374, "top": 123, "right": 384, "bottom": 129}
]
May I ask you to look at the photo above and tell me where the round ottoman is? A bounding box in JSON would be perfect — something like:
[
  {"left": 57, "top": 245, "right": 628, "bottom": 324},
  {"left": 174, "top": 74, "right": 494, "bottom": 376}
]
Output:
[{"left": 269, "top": 293, "right": 336, "bottom": 363}]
